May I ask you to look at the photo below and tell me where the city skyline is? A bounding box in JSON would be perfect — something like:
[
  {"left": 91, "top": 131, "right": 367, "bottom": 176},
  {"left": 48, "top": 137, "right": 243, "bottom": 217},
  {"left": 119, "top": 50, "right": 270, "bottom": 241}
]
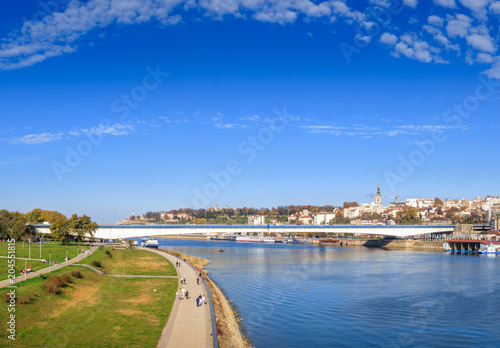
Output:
[{"left": 2, "top": 1, "right": 500, "bottom": 222}]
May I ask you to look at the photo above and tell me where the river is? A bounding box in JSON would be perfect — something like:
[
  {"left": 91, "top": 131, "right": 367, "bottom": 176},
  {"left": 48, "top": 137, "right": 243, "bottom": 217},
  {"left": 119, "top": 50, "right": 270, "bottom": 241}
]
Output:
[{"left": 158, "top": 239, "right": 500, "bottom": 347}]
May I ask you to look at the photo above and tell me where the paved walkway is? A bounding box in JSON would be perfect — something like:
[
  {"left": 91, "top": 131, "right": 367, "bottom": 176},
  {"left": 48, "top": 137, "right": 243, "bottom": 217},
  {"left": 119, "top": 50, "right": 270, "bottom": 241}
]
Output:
[
  {"left": 142, "top": 248, "right": 213, "bottom": 348},
  {"left": 0, "top": 246, "right": 97, "bottom": 288}
]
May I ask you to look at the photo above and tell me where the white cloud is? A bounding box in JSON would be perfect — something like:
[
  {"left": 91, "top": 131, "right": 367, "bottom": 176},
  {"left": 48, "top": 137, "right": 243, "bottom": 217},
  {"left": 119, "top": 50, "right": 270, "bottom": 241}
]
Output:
[
  {"left": 466, "top": 32, "right": 496, "bottom": 53},
  {"left": 423, "top": 25, "right": 460, "bottom": 51},
  {"left": 369, "top": 0, "right": 391, "bottom": 8},
  {"left": 0, "top": 156, "right": 43, "bottom": 165},
  {"left": 11, "top": 132, "right": 63, "bottom": 144},
  {"left": 490, "top": 1, "right": 500, "bottom": 14},
  {"left": 380, "top": 32, "right": 398, "bottom": 45},
  {"left": 82, "top": 122, "right": 135, "bottom": 136},
  {"left": 482, "top": 56, "right": 500, "bottom": 78},
  {"left": 403, "top": 0, "right": 418, "bottom": 8},
  {"left": 476, "top": 52, "right": 494, "bottom": 63},
  {"left": 331, "top": 1, "right": 365, "bottom": 22},
  {"left": 2, "top": 0, "right": 366, "bottom": 70},
  {"left": 459, "top": 0, "right": 493, "bottom": 19},
  {"left": 434, "top": 0, "right": 456, "bottom": 8},
  {"left": 391, "top": 33, "right": 436, "bottom": 63},
  {"left": 428, "top": 15, "right": 444, "bottom": 27},
  {"left": 445, "top": 14, "right": 472, "bottom": 38},
  {"left": 214, "top": 123, "right": 249, "bottom": 129}
]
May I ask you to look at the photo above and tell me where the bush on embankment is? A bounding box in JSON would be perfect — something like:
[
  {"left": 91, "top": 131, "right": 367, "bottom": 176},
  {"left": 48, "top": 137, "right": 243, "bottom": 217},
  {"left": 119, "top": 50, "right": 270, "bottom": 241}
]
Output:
[{"left": 44, "top": 274, "right": 73, "bottom": 295}]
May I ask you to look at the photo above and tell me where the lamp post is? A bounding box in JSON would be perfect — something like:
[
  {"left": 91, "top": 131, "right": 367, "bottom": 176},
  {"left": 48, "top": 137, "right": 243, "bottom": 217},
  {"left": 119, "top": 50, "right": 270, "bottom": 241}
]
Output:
[
  {"left": 66, "top": 248, "right": 68, "bottom": 267},
  {"left": 24, "top": 256, "right": 27, "bottom": 281},
  {"left": 39, "top": 240, "right": 42, "bottom": 259},
  {"left": 49, "top": 251, "right": 51, "bottom": 273},
  {"left": 28, "top": 239, "right": 31, "bottom": 261}
]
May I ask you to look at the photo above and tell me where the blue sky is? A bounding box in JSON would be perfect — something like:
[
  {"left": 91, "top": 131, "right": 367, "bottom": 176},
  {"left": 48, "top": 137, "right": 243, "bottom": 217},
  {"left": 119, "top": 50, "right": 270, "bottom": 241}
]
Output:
[{"left": 1, "top": 0, "right": 500, "bottom": 222}]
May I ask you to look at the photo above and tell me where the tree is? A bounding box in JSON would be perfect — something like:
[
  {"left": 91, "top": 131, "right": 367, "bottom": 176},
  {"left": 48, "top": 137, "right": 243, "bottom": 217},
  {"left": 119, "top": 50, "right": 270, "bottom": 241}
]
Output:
[
  {"left": 434, "top": 197, "right": 443, "bottom": 207},
  {"left": 129, "top": 215, "right": 136, "bottom": 221},
  {"left": 50, "top": 218, "right": 71, "bottom": 244},
  {"left": 26, "top": 209, "right": 66, "bottom": 224},
  {"left": 69, "top": 214, "right": 98, "bottom": 245}
]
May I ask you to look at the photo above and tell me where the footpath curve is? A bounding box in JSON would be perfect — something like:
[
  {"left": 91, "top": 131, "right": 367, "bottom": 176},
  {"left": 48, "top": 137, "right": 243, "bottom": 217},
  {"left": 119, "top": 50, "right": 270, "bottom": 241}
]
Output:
[
  {"left": 142, "top": 248, "right": 213, "bottom": 348},
  {"left": 0, "top": 246, "right": 97, "bottom": 288}
]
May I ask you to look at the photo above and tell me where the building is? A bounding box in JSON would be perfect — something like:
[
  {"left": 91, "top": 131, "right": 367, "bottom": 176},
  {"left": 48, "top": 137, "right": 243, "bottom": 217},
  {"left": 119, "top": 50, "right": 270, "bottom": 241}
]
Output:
[
  {"left": 312, "top": 212, "right": 336, "bottom": 225},
  {"left": 248, "top": 215, "right": 266, "bottom": 225}
]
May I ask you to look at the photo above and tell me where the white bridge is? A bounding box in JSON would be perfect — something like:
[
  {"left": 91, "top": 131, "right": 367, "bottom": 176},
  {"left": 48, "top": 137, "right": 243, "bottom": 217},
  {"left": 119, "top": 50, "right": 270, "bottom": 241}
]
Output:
[{"left": 34, "top": 224, "right": 455, "bottom": 240}]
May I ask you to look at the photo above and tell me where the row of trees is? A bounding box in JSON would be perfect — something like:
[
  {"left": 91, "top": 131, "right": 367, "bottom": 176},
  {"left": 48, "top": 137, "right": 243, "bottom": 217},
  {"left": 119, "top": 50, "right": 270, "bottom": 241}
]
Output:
[
  {"left": 0, "top": 209, "right": 98, "bottom": 244},
  {"left": 0, "top": 210, "right": 36, "bottom": 241},
  {"left": 50, "top": 214, "right": 98, "bottom": 245}
]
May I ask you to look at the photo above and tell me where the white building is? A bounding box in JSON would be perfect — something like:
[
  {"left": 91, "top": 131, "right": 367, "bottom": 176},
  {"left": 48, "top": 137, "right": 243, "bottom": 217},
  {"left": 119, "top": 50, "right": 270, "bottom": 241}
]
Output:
[
  {"left": 312, "top": 212, "right": 336, "bottom": 225},
  {"left": 248, "top": 215, "right": 266, "bottom": 225}
]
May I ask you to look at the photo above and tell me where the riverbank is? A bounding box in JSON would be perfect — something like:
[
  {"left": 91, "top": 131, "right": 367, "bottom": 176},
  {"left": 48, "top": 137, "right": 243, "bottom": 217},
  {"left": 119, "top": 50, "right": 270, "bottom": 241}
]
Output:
[
  {"left": 159, "top": 249, "right": 253, "bottom": 348},
  {"left": 0, "top": 246, "right": 177, "bottom": 346}
]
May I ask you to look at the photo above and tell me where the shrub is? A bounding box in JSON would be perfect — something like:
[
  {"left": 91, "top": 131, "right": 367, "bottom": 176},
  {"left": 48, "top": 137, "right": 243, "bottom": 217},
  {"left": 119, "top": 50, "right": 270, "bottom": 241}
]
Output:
[
  {"left": 3, "top": 292, "right": 11, "bottom": 303},
  {"left": 107, "top": 254, "right": 112, "bottom": 259},
  {"left": 40, "top": 274, "right": 46, "bottom": 280},
  {"left": 71, "top": 270, "right": 83, "bottom": 278},
  {"left": 105, "top": 250, "right": 111, "bottom": 255},
  {"left": 18, "top": 296, "right": 33, "bottom": 305},
  {"left": 44, "top": 276, "right": 64, "bottom": 295},
  {"left": 92, "top": 261, "right": 102, "bottom": 267},
  {"left": 60, "top": 274, "right": 72, "bottom": 284}
]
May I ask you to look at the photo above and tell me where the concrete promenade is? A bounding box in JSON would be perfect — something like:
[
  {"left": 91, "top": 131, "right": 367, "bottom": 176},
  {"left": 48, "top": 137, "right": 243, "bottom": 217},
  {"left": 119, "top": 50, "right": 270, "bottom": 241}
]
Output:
[
  {"left": 0, "top": 246, "right": 96, "bottom": 288},
  {"left": 144, "top": 249, "right": 213, "bottom": 348}
]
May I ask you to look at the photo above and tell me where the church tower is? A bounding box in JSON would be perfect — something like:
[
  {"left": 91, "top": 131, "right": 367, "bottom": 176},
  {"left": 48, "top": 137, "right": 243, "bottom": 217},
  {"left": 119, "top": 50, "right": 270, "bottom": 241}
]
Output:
[{"left": 375, "top": 184, "right": 382, "bottom": 211}]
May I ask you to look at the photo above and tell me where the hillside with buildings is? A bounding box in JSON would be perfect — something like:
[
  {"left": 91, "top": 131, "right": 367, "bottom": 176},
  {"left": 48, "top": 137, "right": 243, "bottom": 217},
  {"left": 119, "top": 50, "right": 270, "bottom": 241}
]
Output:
[{"left": 117, "top": 186, "right": 499, "bottom": 228}]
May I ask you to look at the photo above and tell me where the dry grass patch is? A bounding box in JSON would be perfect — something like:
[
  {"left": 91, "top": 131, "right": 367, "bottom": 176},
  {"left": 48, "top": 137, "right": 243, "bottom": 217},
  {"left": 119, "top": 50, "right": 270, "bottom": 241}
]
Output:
[{"left": 49, "top": 282, "right": 99, "bottom": 318}]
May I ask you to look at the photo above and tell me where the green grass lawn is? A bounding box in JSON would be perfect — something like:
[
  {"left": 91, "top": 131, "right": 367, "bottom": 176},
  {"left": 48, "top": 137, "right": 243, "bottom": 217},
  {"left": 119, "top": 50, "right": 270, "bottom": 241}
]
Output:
[
  {"left": 0, "top": 243, "right": 88, "bottom": 281},
  {"left": 0, "top": 267, "right": 177, "bottom": 347},
  {"left": 77, "top": 247, "right": 176, "bottom": 276}
]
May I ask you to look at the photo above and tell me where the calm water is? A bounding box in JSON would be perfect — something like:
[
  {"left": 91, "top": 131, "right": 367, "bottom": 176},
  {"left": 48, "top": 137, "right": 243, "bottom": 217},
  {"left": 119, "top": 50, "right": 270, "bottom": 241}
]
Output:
[{"left": 157, "top": 239, "right": 500, "bottom": 347}]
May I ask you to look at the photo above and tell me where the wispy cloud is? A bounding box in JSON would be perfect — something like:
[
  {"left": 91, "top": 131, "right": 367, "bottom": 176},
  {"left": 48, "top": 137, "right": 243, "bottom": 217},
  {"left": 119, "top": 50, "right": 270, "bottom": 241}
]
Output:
[
  {"left": 10, "top": 121, "right": 136, "bottom": 145},
  {"left": 214, "top": 123, "right": 249, "bottom": 129},
  {"left": 301, "top": 123, "right": 468, "bottom": 138},
  {"left": 11, "top": 132, "right": 64, "bottom": 144},
  {"left": 0, "top": 0, "right": 366, "bottom": 71},
  {"left": 0, "top": 156, "right": 43, "bottom": 165}
]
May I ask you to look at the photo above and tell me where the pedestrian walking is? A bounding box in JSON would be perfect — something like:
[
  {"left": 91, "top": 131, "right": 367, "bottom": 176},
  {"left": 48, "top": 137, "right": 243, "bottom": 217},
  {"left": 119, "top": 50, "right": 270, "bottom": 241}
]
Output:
[
  {"left": 182, "top": 287, "right": 186, "bottom": 298},
  {"left": 185, "top": 290, "right": 189, "bottom": 299},
  {"left": 196, "top": 277, "right": 200, "bottom": 285},
  {"left": 201, "top": 294, "right": 206, "bottom": 305}
]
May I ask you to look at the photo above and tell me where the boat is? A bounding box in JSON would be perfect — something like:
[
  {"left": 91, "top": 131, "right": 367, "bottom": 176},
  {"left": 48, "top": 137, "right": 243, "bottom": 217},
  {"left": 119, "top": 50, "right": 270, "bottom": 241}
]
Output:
[
  {"left": 319, "top": 238, "right": 341, "bottom": 247},
  {"left": 478, "top": 243, "right": 500, "bottom": 254},
  {"left": 210, "top": 236, "right": 236, "bottom": 241},
  {"left": 235, "top": 236, "right": 276, "bottom": 243},
  {"left": 292, "top": 238, "right": 310, "bottom": 244},
  {"left": 142, "top": 238, "right": 159, "bottom": 248}
]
